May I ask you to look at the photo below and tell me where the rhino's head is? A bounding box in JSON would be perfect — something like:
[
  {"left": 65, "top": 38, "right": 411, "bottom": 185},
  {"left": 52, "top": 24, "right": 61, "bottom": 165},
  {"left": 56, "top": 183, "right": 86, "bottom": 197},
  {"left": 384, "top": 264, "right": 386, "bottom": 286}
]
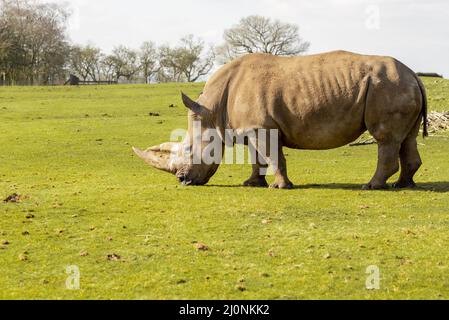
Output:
[{"left": 133, "top": 93, "right": 222, "bottom": 186}]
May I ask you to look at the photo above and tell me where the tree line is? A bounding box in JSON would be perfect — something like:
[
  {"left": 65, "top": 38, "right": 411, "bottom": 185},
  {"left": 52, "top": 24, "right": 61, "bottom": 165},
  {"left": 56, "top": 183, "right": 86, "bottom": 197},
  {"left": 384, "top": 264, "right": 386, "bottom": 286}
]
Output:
[
  {"left": 69, "top": 35, "right": 215, "bottom": 84},
  {"left": 0, "top": 0, "right": 310, "bottom": 85}
]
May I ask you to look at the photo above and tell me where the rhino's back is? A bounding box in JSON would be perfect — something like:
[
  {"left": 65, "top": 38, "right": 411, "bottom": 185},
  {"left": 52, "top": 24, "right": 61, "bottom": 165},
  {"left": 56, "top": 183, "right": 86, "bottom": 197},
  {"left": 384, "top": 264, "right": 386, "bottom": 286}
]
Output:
[{"left": 218, "top": 51, "right": 417, "bottom": 149}]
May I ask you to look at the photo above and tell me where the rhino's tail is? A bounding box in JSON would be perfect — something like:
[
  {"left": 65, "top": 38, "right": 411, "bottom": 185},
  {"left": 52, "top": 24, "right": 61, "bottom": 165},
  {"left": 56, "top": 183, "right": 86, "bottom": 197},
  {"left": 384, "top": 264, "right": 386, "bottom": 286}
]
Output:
[{"left": 415, "top": 75, "right": 429, "bottom": 138}]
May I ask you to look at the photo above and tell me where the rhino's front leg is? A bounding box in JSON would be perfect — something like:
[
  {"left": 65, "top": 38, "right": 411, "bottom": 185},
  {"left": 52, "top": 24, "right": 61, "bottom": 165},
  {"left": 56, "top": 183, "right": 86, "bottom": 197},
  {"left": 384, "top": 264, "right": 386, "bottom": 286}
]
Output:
[
  {"left": 243, "top": 162, "right": 269, "bottom": 188},
  {"left": 269, "top": 147, "right": 294, "bottom": 190}
]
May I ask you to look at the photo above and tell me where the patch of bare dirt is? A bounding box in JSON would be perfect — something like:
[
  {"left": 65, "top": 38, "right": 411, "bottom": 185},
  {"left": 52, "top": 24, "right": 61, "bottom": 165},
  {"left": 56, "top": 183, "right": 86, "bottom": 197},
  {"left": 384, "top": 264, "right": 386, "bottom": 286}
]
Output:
[
  {"left": 107, "top": 253, "right": 121, "bottom": 261},
  {"left": 3, "top": 193, "right": 21, "bottom": 203},
  {"left": 193, "top": 242, "right": 209, "bottom": 251}
]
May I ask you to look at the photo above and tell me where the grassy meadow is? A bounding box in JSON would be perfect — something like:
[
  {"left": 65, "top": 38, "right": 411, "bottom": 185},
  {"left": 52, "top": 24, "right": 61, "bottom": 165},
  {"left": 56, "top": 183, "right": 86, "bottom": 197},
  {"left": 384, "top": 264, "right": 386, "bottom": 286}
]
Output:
[{"left": 0, "top": 78, "right": 448, "bottom": 300}]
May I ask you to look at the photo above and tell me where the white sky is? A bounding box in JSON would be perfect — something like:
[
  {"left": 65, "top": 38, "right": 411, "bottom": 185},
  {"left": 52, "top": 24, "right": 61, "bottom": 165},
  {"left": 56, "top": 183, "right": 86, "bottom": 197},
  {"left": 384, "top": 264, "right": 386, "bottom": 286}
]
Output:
[{"left": 55, "top": 0, "right": 449, "bottom": 77}]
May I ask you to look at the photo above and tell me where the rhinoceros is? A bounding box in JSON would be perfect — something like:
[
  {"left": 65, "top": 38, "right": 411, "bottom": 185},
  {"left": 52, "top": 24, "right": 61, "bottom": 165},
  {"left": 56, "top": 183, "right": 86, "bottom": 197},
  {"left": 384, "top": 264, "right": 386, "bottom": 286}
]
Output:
[{"left": 133, "top": 51, "right": 428, "bottom": 190}]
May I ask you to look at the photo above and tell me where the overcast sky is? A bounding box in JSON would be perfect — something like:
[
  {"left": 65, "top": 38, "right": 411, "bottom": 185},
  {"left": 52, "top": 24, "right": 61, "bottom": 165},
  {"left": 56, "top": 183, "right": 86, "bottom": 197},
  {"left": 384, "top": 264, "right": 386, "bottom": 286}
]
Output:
[{"left": 55, "top": 0, "right": 449, "bottom": 77}]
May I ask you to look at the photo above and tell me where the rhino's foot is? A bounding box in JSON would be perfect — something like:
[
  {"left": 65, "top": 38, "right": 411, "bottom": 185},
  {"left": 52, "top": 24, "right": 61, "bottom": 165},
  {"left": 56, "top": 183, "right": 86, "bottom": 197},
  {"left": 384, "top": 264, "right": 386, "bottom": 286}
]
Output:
[
  {"left": 243, "top": 177, "right": 269, "bottom": 188},
  {"left": 362, "top": 183, "right": 389, "bottom": 191},
  {"left": 392, "top": 180, "right": 417, "bottom": 189},
  {"left": 270, "top": 181, "right": 294, "bottom": 190}
]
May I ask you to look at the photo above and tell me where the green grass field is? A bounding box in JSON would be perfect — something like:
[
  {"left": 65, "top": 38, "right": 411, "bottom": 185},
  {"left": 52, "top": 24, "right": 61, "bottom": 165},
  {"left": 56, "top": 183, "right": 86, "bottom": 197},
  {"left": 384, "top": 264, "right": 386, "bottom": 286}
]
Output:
[{"left": 0, "top": 78, "right": 448, "bottom": 300}]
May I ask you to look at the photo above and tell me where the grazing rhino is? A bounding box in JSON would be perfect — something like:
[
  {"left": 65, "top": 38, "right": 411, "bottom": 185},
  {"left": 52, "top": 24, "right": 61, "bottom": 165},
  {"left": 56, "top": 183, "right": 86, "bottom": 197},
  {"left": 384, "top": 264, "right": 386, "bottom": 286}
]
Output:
[{"left": 133, "top": 51, "right": 428, "bottom": 189}]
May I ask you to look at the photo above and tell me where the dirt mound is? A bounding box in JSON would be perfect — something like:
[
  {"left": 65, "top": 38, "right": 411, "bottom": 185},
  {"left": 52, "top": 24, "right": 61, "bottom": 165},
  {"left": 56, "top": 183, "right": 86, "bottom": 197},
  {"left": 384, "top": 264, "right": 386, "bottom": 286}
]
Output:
[{"left": 3, "top": 193, "right": 21, "bottom": 203}]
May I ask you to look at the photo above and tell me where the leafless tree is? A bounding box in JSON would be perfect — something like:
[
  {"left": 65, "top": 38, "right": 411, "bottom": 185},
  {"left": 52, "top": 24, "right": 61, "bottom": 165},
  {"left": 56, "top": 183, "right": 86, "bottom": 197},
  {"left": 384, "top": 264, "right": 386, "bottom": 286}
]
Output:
[
  {"left": 179, "top": 35, "right": 215, "bottom": 82},
  {"left": 0, "top": 0, "right": 70, "bottom": 84},
  {"left": 217, "top": 15, "right": 310, "bottom": 64},
  {"left": 99, "top": 55, "right": 116, "bottom": 82},
  {"left": 139, "top": 41, "right": 159, "bottom": 84},
  {"left": 157, "top": 45, "right": 183, "bottom": 82},
  {"left": 108, "top": 46, "right": 139, "bottom": 81},
  {"left": 158, "top": 35, "right": 215, "bottom": 83},
  {"left": 69, "top": 45, "right": 102, "bottom": 81},
  {"left": 0, "top": 10, "right": 13, "bottom": 81}
]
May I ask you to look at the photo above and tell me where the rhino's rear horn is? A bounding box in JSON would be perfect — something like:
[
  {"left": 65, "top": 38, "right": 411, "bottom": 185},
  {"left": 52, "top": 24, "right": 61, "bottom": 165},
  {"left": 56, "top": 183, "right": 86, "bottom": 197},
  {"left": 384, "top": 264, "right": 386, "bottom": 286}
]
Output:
[{"left": 149, "top": 142, "right": 179, "bottom": 153}]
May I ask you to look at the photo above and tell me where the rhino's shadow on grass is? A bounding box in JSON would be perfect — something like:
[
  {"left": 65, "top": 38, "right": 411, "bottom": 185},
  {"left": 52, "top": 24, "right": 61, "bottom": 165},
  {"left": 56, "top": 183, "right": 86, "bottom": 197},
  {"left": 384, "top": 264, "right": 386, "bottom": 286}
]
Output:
[
  {"left": 207, "top": 182, "right": 449, "bottom": 193},
  {"left": 294, "top": 182, "right": 449, "bottom": 193}
]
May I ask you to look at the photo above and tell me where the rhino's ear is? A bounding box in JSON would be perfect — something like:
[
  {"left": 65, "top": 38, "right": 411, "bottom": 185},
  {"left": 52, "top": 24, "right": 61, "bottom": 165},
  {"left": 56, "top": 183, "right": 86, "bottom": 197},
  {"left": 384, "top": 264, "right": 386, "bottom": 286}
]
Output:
[{"left": 181, "top": 92, "right": 209, "bottom": 117}]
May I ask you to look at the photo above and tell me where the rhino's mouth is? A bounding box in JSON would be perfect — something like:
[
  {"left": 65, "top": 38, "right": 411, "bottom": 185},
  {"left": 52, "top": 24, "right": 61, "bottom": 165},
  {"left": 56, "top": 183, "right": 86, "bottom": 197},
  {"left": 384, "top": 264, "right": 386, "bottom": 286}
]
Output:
[
  {"left": 176, "top": 175, "right": 205, "bottom": 186},
  {"left": 177, "top": 174, "right": 192, "bottom": 185},
  {"left": 176, "top": 169, "right": 211, "bottom": 186}
]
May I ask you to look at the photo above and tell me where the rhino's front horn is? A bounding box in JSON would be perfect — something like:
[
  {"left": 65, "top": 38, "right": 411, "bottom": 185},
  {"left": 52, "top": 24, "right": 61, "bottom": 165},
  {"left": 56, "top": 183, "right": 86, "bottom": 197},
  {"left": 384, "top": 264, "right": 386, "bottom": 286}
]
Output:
[{"left": 132, "top": 145, "right": 177, "bottom": 174}]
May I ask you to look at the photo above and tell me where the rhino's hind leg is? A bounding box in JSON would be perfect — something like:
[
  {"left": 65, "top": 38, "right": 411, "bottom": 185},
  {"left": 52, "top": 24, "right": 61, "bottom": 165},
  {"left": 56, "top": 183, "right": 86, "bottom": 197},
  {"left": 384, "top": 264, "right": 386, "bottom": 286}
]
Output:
[
  {"left": 243, "top": 163, "right": 269, "bottom": 188},
  {"left": 363, "top": 142, "right": 401, "bottom": 190},
  {"left": 363, "top": 89, "right": 418, "bottom": 190},
  {"left": 393, "top": 136, "right": 422, "bottom": 189}
]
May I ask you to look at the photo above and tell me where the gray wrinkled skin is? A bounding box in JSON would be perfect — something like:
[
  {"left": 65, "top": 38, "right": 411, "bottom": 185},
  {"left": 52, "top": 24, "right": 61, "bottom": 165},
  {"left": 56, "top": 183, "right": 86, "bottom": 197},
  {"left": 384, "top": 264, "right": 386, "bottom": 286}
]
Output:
[{"left": 134, "top": 51, "right": 428, "bottom": 189}]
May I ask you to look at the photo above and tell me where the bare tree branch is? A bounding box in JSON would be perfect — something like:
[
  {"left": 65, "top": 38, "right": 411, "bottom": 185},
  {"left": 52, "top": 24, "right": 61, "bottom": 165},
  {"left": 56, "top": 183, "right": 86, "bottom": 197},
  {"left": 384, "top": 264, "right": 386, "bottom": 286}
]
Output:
[
  {"left": 139, "top": 41, "right": 159, "bottom": 84},
  {"left": 217, "top": 15, "right": 310, "bottom": 64},
  {"left": 0, "top": 0, "right": 70, "bottom": 84},
  {"left": 158, "top": 35, "right": 215, "bottom": 83}
]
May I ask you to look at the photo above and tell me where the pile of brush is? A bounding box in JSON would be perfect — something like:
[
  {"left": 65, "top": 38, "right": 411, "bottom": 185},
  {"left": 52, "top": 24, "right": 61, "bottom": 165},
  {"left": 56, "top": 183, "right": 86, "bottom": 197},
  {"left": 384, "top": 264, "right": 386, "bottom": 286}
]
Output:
[
  {"left": 427, "top": 111, "right": 449, "bottom": 134},
  {"left": 350, "top": 111, "right": 449, "bottom": 146}
]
